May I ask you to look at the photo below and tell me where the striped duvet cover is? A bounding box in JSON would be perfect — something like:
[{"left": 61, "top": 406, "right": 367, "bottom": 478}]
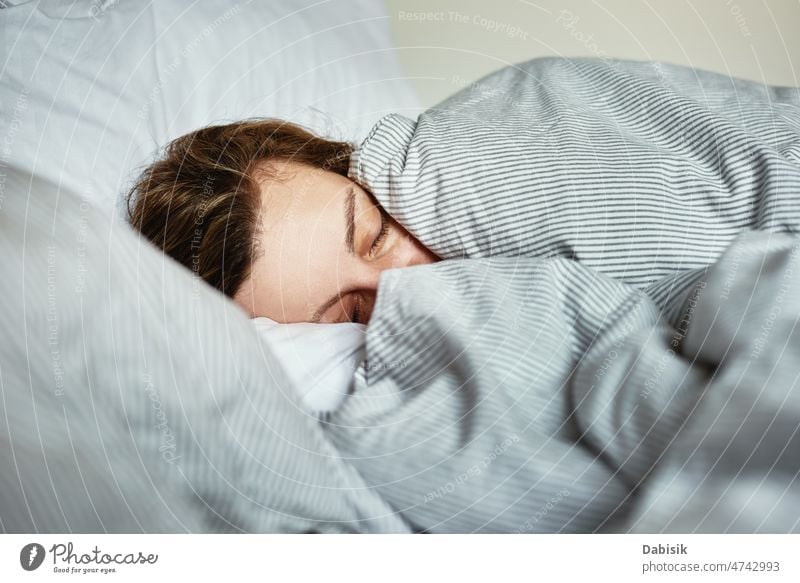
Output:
[
  {"left": 326, "top": 232, "right": 800, "bottom": 533},
  {"left": 349, "top": 57, "right": 800, "bottom": 288},
  {"left": 326, "top": 253, "right": 704, "bottom": 532},
  {"left": 323, "top": 59, "right": 800, "bottom": 532}
]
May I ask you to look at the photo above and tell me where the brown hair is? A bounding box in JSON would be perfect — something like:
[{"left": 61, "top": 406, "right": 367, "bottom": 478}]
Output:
[{"left": 127, "top": 119, "right": 354, "bottom": 297}]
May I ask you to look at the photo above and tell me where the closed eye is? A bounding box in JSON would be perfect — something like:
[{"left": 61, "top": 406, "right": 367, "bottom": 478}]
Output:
[
  {"left": 369, "top": 208, "right": 390, "bottom": 257},
  {"left": 349, "top": 201, "right": 389, "bottom": 323},
  {"left": 350, "top": 295, "right": 363, "bottom": 324}
]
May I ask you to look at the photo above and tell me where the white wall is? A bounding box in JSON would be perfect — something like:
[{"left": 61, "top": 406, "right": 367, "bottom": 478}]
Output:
[{"left": 385, "top": 0, "right": 800, "bottom": 108}]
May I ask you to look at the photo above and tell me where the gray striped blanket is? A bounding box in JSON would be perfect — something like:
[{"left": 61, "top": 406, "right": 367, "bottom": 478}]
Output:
[
  {"left": 325, "top": 58, "right": 800, "bottom": 532},
  {"left": 349, "top": 57, "right": 800, "bottom": 288},
  {"left": 326, "top": 233, "right": 800, "bottom": 532},
  {"left": 326, "top": 255, "right": 698, "bottom": 532}
]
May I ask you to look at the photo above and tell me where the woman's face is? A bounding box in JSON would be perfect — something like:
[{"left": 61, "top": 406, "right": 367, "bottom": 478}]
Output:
[{"left": 234, "top": 160, "right": 439, "bottom": 324}]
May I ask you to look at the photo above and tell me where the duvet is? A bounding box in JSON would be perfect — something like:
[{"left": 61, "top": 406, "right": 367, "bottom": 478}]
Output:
[
  {"left": 349, "top": 57, "right": 800, "bottom": 287},
  {"left": 325, "top": 232, "right": 800, "bottom": 532},
  {"left": 323, "top": 58, "right": 800, "bottom": 532}
]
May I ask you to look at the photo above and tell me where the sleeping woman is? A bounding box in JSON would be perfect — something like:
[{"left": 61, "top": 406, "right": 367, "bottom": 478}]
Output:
[
  {"left": 128, "top": 120, "right": 439, "bottom": 326},
  {"left": 127, "top": 57, "right": 800, "bottom": 532},
  {"left": 128, "top": 57, "right": 800, "bottom": 325}
]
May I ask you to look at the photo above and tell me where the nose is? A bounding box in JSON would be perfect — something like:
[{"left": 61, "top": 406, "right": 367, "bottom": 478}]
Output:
[
  {"left": 402, "top": 234, "right": 439, "bottom": 266},
  {"left": 387, "top": 221, "right": 440, "bottom": 268}
]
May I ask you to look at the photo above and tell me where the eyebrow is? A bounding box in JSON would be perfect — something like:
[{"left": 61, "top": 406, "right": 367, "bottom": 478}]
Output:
[
  {"left": 344, "top": 185, "right": 356, "bottom": 256},
  {"left": 310, "top": 186, "right": 357, "bottom": 323}
]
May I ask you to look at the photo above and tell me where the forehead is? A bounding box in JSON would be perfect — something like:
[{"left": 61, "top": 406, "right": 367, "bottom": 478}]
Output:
[
  {"left": 255, "top": 160, "right": 347, "bottom": 200},
  {"left": 253, "top": 161, "right": 351, "bottom": 235},
  {"left": 240, "top": 160, "right": 354, "bottom": 319}
]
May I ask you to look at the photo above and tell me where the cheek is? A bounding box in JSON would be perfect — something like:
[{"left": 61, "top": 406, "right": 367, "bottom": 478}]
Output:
[{"left": 238, "top": 231, "right": 329, "bottom": 322}]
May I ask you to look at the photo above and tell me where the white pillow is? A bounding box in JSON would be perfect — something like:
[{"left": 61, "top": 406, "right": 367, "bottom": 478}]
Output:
[
  {"left": 0, "top": 164, "right": 407, "bottom": 532},
  {"left": 0, "top": 0, "right": 420, "bottom": 426},
  {"left": 0, "top": 0, "right": 421, "bottom": 217},
  {"left": 252, "top": 318, "right": 366, "bottom": 414}
]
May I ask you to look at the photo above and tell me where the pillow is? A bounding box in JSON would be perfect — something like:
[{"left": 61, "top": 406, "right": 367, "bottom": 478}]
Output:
[
  {"left": 0, "top": 165, "right": 408, "bottom": 533},
  {"left": 252, "top": 318, "right": 365, "bottom": 414},
  {"left": 0, "top": 0, "right": 421, "bottom": 217}
]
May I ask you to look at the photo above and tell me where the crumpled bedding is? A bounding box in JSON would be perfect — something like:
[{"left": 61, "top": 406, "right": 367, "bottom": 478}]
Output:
[
  {"left": 624, "top": 232, "right": 800, "bottom": 533},
  {"left": 349, "top": 57, "right": 800, "bottom": 288},
  {"left": 325, "top": 57, "right": 800, "bottom": 532},
  {"left": 325, "top": 232, "right": 800, "bottom": 532}
]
